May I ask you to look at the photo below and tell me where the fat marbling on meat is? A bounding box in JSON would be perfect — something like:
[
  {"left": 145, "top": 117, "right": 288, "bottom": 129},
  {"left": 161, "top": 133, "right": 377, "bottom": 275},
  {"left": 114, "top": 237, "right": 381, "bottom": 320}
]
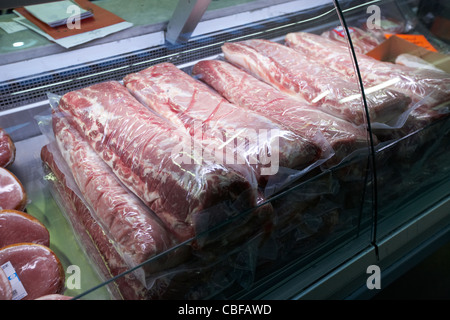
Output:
[
  {"left": 192, "top": 59, "right": 374, "bottom": 166},
  {"left": 57, "top": 81, "right": 256, "bottom": 243},
  {"left": 123, "top": 62, "right": 322, "bottom": 185},
  {"left": 222, "top": 39, "right": 410, "bottom": 126}
]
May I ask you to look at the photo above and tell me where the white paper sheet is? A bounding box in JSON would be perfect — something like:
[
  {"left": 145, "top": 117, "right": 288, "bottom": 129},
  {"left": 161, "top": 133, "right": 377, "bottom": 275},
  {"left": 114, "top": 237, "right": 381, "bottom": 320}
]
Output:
[{"left": 13, "top": 11, "right": 133, "bottom": 49}]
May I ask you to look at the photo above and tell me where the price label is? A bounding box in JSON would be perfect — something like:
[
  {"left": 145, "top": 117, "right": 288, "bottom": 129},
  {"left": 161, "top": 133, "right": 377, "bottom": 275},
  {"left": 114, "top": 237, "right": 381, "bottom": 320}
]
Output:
[{"left": 1, "top": 261, "right": 28, "bottom": 300}]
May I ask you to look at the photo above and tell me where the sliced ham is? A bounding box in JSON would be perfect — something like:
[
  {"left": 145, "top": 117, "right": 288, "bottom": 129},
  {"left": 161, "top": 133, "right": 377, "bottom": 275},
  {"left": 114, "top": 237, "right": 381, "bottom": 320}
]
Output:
[
  {"left": 56, "top": 80, "right": 256, "bottom": 243},
  {"left": 284, "top": 32, "right": 450, "bottom": 130},
  {"left": 0, "top": 128, "right": 15, "bottom": 168},
  {"left": 321, "top": 26, "right": 385, "bottom": 54},
  {"left": 0, "top": 167, "right": 27, "bottom": 211},
  {"left": 52, "top": 112, "right": 180, "bottom": 273},
  {"left": 221, "top": 39, "right": 410, "bottom": 126},
  {"left": 192, "top": 59, "right": 373, "bottom": 165},
  {"left": 0, "top": 209, "right": 50, "bottom": 248},
  {"left": 0, "top": 243, "right": 64, "bottom": 300},
  {"left": 123, "top": 62, "right": 321, "bottom": 184}
]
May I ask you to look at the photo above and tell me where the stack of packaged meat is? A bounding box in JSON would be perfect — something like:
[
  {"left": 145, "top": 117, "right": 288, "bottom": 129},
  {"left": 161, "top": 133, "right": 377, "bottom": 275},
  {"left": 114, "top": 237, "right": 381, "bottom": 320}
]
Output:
[
  {"left": 39, "top": 30, "right": 449, "bottom": 300},
  {"left": 0, "top": 128, "right": 70, "bottom": 300}
]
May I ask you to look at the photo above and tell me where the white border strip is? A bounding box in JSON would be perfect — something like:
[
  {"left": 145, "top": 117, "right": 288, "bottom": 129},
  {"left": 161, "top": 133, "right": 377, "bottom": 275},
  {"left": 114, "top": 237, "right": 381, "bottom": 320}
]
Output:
[{"left": 0, "top": 31, "right": 165, "bottom": 81}]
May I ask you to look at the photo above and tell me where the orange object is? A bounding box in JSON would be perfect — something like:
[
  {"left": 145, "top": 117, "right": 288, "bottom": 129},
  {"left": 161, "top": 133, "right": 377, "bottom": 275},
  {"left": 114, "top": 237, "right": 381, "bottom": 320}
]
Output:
[{"left": 384, "top": 33, "right": 437, "bottom": 52}]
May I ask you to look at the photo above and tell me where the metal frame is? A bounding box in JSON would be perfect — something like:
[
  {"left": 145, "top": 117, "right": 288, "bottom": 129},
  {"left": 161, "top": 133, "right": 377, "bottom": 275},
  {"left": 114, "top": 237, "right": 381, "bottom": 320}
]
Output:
[{"left": 165, "top": 0, "right": 212, "bottom": 44}]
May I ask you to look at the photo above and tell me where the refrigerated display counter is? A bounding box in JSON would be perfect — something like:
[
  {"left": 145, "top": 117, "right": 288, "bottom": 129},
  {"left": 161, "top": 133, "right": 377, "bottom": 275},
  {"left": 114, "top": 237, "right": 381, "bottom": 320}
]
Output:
[{"left": 0, "top": 0, "right": 448, "bottom": 300}]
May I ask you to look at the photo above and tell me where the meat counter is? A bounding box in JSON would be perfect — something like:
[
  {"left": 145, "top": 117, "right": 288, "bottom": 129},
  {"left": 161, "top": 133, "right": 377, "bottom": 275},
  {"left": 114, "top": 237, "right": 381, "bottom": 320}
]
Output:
[{"left": 0, "top": 0, "right": 449, "bottom": 300}]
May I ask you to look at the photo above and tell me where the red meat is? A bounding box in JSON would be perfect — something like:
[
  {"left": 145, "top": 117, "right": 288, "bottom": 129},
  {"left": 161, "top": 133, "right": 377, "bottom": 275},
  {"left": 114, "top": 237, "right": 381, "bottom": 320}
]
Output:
[
  {"left": 192, "top": 59, "right": 373, "bottom": 166},
  {"left": 222, "top": 39, "right": 410, "bottom": 126},
  {"left": 123, "top": 62, "right": 321, "bottom": 184},
  {"left": 57, "top": 81, "right": 256, "bottom": 243}
]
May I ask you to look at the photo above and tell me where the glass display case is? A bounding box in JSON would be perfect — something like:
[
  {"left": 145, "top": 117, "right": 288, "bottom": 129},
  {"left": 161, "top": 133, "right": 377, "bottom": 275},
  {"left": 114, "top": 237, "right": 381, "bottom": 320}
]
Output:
[{"left": 0, "top": 0, "right": 448, "bottom": 300}]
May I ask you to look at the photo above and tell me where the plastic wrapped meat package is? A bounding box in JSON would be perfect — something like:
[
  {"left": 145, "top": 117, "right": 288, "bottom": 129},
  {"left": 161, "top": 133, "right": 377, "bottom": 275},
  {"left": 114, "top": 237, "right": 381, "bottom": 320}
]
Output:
[
  {"left": 283, "top": 30, "right": 450, "bottom": 196},
  {"left": 41, "top": 141, "right": 269, "bottom": 299},
  {"left": 37, "top": 75, "right": 352, "bottom": 299},
  {"left": 191, "top": 59, "right": 370, "bottom": 168},
  {"left": 0, "top": 127, "right": 16, "bottom": 168},
  {"left": 52, "top": 81, "right": 272, "bottom": 240},
  {"left": 39, "top": 84, "right": 277, "bottom": 299},
  {"left": 35, "top": 47, "right": 376, "bottom": 299},
  {"left": 284, "top": 31, "right": 450, "bottom": 134},
  {"left": 123, "top": 62, "right": 325, "bottom": 193},
  {"left": 282, "top": 31, "right": 450, "bottom": 224},
  {"left": 220, "top": 39, "right": 411, "bottom": 127},
  {"left": 320, "top": 26, "right": 386, "bottom": 54}
]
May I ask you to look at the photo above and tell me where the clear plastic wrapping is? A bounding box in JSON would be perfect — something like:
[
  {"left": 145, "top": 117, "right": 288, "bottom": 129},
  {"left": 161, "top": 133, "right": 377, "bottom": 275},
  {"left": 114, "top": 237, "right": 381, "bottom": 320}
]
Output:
[
  {"left": 221, "top": 39, "right": 411, "bottom": 127},
  {"left": 191, "top": 59, "right": 369, "bottom": 168},
  {"left": 123, "top": 62, "right": 324, "bottom": 190},
  {"left": 51, "top": 111, "right": 185, "bottom": 276},
  {"left": 41, "top": 140, "right": 271, "bottom": 299},
  {"left": 0, "top": 127, "right": 16, "bottom": 168},
  {"left": 284, "top": 31, "right": 450, "bottom": 132},
  {"left": 39, "top": 81, "right": 279, "bottom": 299},
  {"left": 53, "top": 81, "right": 259, "bottom": 244},
  {"left": 321, "top": 25, "right": 386, "bottom": 54},
  {"left": 38, "top": 72, "right": 371, "bottom": 300},
  {"left": 32, "top": 19, "right": 449, "bottom": 299},
  {"left": 0, "top": 243, "right": 65, "bottom": 300},
  {"left": 41, "top": 142, "right": 150, "bottom": 300}
]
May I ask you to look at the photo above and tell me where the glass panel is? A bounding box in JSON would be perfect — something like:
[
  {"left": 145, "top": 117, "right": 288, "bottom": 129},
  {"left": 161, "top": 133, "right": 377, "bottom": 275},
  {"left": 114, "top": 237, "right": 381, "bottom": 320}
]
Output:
[
  {"left": 334, "top": 0, "right": 450, "bottom": 241},
  {"left": 0, "top": 0, "right": 382, "bottom": 300}
]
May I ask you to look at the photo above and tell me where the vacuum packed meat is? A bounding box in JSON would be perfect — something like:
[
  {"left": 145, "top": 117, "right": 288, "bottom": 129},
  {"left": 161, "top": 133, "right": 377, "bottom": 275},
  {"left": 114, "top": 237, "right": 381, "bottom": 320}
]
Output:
[
  {"left": 192, "top": 59, "right": 373, "bottom": 166},
  {"left": 42, "top": 143, "right": 162, "bottom": 300},
  {"left": 0, "top": 167, "right": 27, "bottom": 211},
  {"left": 285, "top": 32, "right": 450, "bottom": 130},
  {"left": 222, "top": 39, "right": 410, "bottom": 126},
  {"left": 56, "top": 81, "right": 257, "bottom": 243},
  {"left": 0, "top": 128, "right": 15, "bottom": 168},
  {"left": 52, "top": 112, "right": 183, "bottom": 273},
  {"left": 123, "top": 62, "right": 322, "bottom": 185}
]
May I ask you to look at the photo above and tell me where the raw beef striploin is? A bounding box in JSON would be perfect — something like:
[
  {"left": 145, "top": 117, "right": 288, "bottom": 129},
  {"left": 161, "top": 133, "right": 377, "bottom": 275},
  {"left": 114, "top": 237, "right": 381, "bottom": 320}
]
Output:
[
  {"left": 41, "top": 143, "right": 170, "bottom": 300},
  {"left": 123, "top": 62, "right": 321, "bottom": 185},
  {"left": 222, "top": 39, "right": 410, "bottom": 126},
  {"left": 321, "top": 26, "right": 385, "bottom": 54},
  {"left": 192, "top": 59, "right": 373, "bottom": 166},
  {"left": 57, "top": 81, "right": 256, "bottom": 243},
  {"left": 52, "top": 112, "right": 182, "bottom": 274},
  {"left": 0, "top": 167, "right": 27, "bottom": 211},
  {"left": 285, "top": 32, "right": 450, "bottom": 130},
  {"left": 0, "top": 209, "right": 50, "bottom": 248},
  {"left": 0, "top": 243, "right": 64, "bottom": 300},
  {"left": 0, "top": 127, "right": 15, "bottom": 168}
]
